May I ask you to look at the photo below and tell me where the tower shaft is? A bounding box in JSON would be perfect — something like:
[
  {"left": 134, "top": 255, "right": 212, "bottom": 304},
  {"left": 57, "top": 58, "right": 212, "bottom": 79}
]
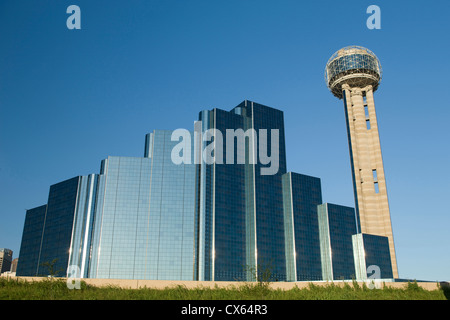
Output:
[{"left": 342, "top": 84, "right": 398, "bottom": 278}]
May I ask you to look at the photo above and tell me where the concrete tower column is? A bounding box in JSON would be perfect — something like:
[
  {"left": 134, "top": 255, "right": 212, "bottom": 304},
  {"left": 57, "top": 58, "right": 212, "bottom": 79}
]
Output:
[
  {"left": 326, "top": 46, "right": 399, "bottom": 279},
  {"left": 343, "top": 84, "right": 398, "bottom": 278}
]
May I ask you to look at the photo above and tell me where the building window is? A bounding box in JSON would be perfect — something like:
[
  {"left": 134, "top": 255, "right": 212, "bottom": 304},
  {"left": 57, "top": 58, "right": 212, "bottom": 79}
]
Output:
[
  {"left": 364, "top": 105, "right": 371, "bottom": 130},
  {"left": 373, "top": 169, "right": 379, "bottom": 193},
  {"left": 372, "top": 169, "right": 378, "bottom": 182},
  {"left": 374, "top": 182, "right": 380, "bottom": 194}
]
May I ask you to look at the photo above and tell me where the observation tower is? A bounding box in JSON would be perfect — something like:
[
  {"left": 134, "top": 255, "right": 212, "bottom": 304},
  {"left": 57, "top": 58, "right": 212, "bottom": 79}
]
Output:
[{"left": 325, "top": 46, "right": 398, "bottom": 278}]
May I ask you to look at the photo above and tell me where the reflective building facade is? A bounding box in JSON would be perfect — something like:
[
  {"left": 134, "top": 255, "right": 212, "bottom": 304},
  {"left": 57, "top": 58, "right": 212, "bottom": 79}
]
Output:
[
  {"left": 88, "top": 131, "right": 195, "bottom": 280},
  {"left": 16, "top": 205, "right": 47, "bottom": 276},
  {"left": 17, "top": 176, "right": 96, "bottom": 277},
  {"left": 0, "top": 249, "right": 13, "bottom": 274},
  {"left": 68, "top": 174, "right": 101, "bottom": 278},
  {"left": 196, "top": 101, "right": 287, "bottom": 281},
  {"left": 353, "top": 233, "right": 393, "bottom": 280},
  {"left": 318, "top": 203, "right": 357, "bottom": 281},
  {"left": 18, "top": 130, "right": 195, "bottom": 280},
  {"left": 18, "top": 100, "right": 396, "bottom": 281},
  {"left": 282, "top": 173, "right": 323, "bottom": 281}
]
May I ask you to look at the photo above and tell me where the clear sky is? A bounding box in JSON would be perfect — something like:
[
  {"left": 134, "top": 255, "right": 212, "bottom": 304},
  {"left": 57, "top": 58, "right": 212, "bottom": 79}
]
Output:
[{"left": 0, "top": 0, "right": 449, "bottom": 281}]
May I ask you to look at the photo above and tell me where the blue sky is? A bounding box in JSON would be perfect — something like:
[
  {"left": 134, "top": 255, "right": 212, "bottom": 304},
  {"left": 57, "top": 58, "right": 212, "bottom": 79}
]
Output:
[{"left": 0, "top": 0, "right": 449, "bottom": 281}]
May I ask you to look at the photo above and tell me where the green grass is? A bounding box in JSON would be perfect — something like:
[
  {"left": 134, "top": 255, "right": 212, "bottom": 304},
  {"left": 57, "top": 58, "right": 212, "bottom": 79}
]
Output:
[{"left": 0, "top": 277, "right": 448, "bottom": 300}]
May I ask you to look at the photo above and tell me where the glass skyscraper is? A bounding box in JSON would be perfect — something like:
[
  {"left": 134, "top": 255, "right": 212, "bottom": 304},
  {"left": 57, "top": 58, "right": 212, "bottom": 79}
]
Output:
[
  {"left": 17, "top": 100, "right": 395, "bottom": 282},
  {"left": 353, "top": 233, "right": 393, "bottom": 280},
  {"left": 318, "top": 203, "right": 357, "bottom": 281},
  {"left": 18, "top": 130, "right": 195, "bottom": 280},
  {"left": 88, "top": 130, "right": 195, "bottom": 280},
  {"left": 282, "top": 172, "right": 323, "bottom": 281},
  {"left": 16, "top": 205, "right": 47, "bottom": 276},
  {"left": 196, "top": 101, "right": 287, "bottom": 282},
  {"left": 17, "top": 176, "right": 96, "bottom": 277}
]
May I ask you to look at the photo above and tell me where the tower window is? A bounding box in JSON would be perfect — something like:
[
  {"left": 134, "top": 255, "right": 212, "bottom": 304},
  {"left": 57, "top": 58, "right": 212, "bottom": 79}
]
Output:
[
  {"left": 372, "top": 169, "right": 378, "bottom": 182},
  {"left": 373, "top": 169, "right": 379, "bottom": 193},
  {"left": 365, "top": 105, "right": 370, "bottom": 129},
  {"left": 374, "top": 182, "right": 380, "bottom": 194}
]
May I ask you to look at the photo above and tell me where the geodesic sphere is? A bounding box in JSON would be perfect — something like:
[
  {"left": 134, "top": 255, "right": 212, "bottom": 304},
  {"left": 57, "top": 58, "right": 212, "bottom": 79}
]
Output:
[{"left": 325, "top": 46, "right": 382, "bottom": 99}]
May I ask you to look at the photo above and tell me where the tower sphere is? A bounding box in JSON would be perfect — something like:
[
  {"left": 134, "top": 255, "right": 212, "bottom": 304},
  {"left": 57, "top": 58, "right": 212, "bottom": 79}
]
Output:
[{"left": 325, "top": 46, "right": 382, "bottom": 99}]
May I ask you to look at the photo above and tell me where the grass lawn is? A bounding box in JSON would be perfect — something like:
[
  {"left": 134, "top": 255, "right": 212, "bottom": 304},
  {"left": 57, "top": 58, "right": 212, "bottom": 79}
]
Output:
[{"left": 0, "top": 277, "right": 448, "bottom": 300}]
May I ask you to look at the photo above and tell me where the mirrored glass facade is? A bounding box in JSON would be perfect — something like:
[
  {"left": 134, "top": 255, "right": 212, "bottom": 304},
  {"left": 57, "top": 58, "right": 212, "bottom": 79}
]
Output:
[
  {"left": 17, "top": 131, "right": 195, "bottom": 280},
  {"left": 318, "top": 203, "right": 357, "bottom": 280},
  {"left": 0, "top": 249, "right": 13, "bottom": 274},
  {"left": 251, "top": 103, "right": 287, "bottom": 282},
  {"left": 36, "top": 177, "right": 81, "bottom": 276},
  {"left": 90, "top": 130, "right": 195, "bottom": 280},
  {"left": 353, "top": 233, "right": 393, "bottom": 280},
  {"left": 68, "top": 174, "right": 100, "bottom": 278},
  {"left": 16, "top": 177, "right": 98, "bottom": 277},
  {"left": 18, "top": 100, "right": 397, "bottom": 281},
  {"left": 196, "top": 101, "right": 287, "bottom": 282},
  {"left": 283, "top": 173, "right": 323, "bottom": 281},
  {"left": 16, "top": 205, "right": 47, "bottom": 276},
  {"left": 196, "top": 108, "right": 247, "bottom": 281}
]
